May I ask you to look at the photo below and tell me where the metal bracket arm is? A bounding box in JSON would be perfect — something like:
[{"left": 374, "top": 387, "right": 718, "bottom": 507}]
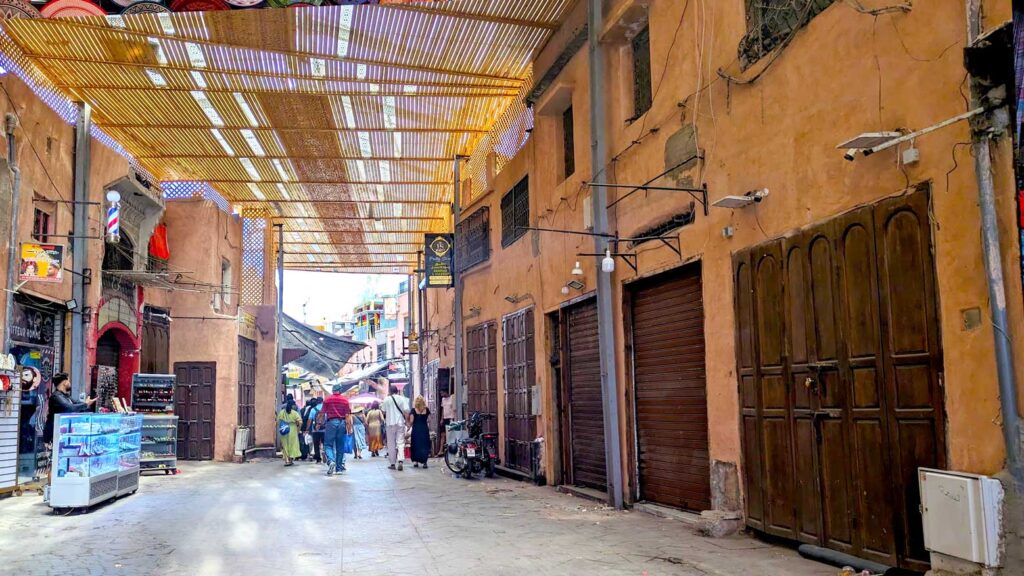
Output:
[{"left": 593, "top": 182, "right": 709, "bottom": 216}]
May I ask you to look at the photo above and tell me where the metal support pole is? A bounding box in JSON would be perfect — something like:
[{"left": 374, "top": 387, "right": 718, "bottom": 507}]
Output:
[
  {"left": 966, "top": 0, "right": 1022, "bottom": 486},
  {"left": 275, "top": 224, "right": 285, "bottom": 409},
  {"left": 70, "top": 104, "right": 91, "bottom": 399},
  {"left": 453, "top": 156, "right": 465, "bottom": 420},
  {"left": 3, "top": 114, "right": 21, "bottom": 355},
  {"left": 588, "top": 0, "right": 624, "bottom": 509},
  {"left": 407, "top": 273, "right": 416, "bottom": 396}
]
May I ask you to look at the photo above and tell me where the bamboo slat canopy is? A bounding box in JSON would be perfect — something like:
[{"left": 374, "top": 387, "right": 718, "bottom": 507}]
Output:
[{"left": 0, "top": 1, "right": 574, "bottom": 273}]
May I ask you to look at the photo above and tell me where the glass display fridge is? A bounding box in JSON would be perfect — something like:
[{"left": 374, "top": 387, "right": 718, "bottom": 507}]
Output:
[{"left": 49, "top": 413, "right": 142, "bottom": 509}]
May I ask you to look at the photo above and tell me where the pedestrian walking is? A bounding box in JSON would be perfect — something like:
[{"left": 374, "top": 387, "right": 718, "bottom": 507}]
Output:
[
  {"left": 321, "top": 384, "right": 353, "bottom": 476},
  {"left": 300, "top": 398, "right": 322, "bottom": 462},
  {"left": 410, "top": 395, "right": 431, "bottom": 469},
  {"left": 381, "top": 385, "right": 411, "bottom": 471},
  {"left": 365, "top": 402, "right": 385, "bottom": 457},
  {"left": 277, "top": 400, "right": 301, "bottom": 466},
  {"left": 351, "top": 406, "right": 368, "bottom": 459}
]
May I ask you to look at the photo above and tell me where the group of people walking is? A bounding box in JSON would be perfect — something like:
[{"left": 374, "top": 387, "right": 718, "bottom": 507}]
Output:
[{"left": 275, "top": 383, "right": 433, "bottom": 475}]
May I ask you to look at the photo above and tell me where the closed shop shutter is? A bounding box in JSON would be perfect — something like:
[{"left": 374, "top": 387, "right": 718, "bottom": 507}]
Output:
[
  {"left": 733, "top": 189, "right": 945, "bottom": 571},
  {"left": 565, "top": 299, "right": 605, "bottom": 490},
  {"left": 502, "top": 308, "right": 536, "bottom": 473},
  {"left": 466, "top": 322, "right": 498, "bottom": 436},
  {"left": 630, "top": 264, "right": 711, "bottom": 512}
]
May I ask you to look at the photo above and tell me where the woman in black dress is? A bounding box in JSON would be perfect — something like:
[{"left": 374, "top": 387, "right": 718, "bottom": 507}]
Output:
[{"left": 410, "top": 395, "right": 431, "bottom": 469}]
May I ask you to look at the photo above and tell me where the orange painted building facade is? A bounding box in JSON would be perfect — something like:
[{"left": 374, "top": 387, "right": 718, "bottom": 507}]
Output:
[{"left": 426, "top": 0, "right": 1022, "bottom": 571}]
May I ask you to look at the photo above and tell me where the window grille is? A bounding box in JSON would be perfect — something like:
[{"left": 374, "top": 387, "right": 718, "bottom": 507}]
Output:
[
  {"left": 501, "top": 176, "right": 529, "bottom": 248},
  {"left": 32, "top": 207, "right": 51, "bottom": 243},
  {"left": 631, "top": 25, "right": 653, "bottom": 119},
  {"left": 740, "top": 0, "right": 835, "bottom": 68},
  {"left": 562, "top": 106, "right": 575, "bottom": 179},
  {"left": 456, "top": 207, "right": 490, "bottom": 271}
]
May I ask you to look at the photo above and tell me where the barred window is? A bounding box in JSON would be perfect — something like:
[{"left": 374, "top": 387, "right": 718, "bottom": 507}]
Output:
[
  {"left": 456, "top": 206, "right": 490, "bottom": 271},
  {"left": 740, "top": 0, "right": 835, "bottom": 68},
  {"left": 562, "top": 106, "right": 575, "bottom": 179},
  {"left": 631, "top": 25, "right": 652, "bottom": 120},
  {"left": 500, "top": 176, "right": 530, "bottom": 248}
]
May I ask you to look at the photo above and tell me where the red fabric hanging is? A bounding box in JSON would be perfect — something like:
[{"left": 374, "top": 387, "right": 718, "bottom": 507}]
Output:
[{"left": 149, "top": 223, "right": 170, "bottom": 260}]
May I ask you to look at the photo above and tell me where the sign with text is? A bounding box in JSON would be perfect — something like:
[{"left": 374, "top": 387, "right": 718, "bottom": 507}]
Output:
[
  {"left": 424, "top": 234, "right": 454, "bottom": 288},
  {"left": 19, "top": 243, "right": 64, "bottom": 284}
]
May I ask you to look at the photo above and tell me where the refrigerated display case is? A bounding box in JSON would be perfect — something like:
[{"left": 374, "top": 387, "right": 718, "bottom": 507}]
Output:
[{"left": 49, "top": 413, "right": 142, "bottom": 508}]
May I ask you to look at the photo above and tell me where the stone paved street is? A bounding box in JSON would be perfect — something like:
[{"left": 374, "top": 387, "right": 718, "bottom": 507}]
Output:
[{"left": 0, "top": 457, "right": 835, "bottom": 576}]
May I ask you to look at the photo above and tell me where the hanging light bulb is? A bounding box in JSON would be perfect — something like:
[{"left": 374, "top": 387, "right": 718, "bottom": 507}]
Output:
[
  {"left": 602, "top": 249, "right": 615, "bottom": 273},
  {"left": 571, "top": 261, "right": 584, "bottom": 276}
]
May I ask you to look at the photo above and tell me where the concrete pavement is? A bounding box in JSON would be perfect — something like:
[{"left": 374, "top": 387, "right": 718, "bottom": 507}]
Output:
[{"left": 0, "top": 455, "right": 836, "bottom": 575}]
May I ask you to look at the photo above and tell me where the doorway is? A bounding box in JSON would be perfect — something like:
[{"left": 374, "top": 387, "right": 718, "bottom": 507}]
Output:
[
  {"left": 561, "top": 298, "right": 605, "bottom": 491},
  {"left": 733, "top": 189, "right": 944, "bottom": 571},
  {"left": 174, "top": 362, "right": 216, "bottom": 461},
  {"left": 627, "top": 263, "right": 711, "bottom": 512}
]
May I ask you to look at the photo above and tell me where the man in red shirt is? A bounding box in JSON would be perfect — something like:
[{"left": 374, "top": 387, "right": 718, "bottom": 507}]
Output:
[{"left": 320, "top": 384, "right": 353, "bottom": 476}]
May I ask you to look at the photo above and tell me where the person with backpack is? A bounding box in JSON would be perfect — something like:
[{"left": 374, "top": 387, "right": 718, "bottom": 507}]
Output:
[
  {"left": 299, "top": 398, "right": 322, "bottom": 462},
  {"left": 381, "top": 384, "right": 411, "bottom": 471}
]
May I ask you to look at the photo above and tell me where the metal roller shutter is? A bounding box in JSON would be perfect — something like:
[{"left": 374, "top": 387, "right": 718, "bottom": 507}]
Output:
[
  {"left": 631, "top": 264, "right": 711, "bottom": 512},
  {"left": 565, "top": 299, "right": 605, "bottom": 490}
]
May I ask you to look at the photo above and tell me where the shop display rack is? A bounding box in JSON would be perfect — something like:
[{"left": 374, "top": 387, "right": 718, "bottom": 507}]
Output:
[
  {"left": 49, "top": 413, "right": 142, "bottom": 509},
  {"left": 131, "top": 374, "right": 176, "bottom": 413},
  {"left": 140, "top": 414, "right": 178, "bottom": 475}
]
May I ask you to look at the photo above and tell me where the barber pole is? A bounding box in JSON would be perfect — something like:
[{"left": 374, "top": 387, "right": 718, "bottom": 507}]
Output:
[{"left": 105, "top": 190, "right": 121, "bottom": 244}]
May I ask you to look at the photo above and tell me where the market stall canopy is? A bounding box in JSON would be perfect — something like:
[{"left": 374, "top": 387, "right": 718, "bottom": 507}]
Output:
[
  {"left": 281, "top": 313, "right": 364, "bottom": 378},
  {"left": 333, "top": 359, "right": 390, "bottom": 387},
  {"left": 0, "top": 2, "right": 575, "bottom": 273}
]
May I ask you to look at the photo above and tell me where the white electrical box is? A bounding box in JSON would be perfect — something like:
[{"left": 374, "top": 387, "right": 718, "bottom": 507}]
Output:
[
  {"left": 582, "top": 193, "right": 593, "bottom": 230},
  {"left": 919, "top": 468, "right": 1003, "bottom": 568}
]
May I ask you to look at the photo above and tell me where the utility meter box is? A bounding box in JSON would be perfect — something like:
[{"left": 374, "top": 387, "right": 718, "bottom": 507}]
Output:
[{"left": 918, "top": 468, "right": 1003, "bottom": 567}]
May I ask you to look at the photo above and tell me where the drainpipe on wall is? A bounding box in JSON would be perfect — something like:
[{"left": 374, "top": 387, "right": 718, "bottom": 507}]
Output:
[
  {"left": 588, "top": 0, "right": 624, "bottom": 510},
  {"left": 966, "top": 0, "right": 1023, "bottom": 488},
  {"left": 70, "top": 103, "right": 91, "bottom": 399},
  {"left": 2, "top": 113, "right": 20, "bottom": 356},
  {"left": 452, "top": 155, "right": 465, "bottom": 420}
]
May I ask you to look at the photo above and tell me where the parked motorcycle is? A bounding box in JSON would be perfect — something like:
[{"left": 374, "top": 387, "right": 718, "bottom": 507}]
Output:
[{"left": 444, "top": 412, "right": 498, "bottom": 479}]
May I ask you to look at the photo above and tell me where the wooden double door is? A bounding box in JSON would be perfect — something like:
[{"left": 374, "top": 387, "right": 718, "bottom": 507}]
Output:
[
  {"left": 174, "top": 362, "right": 216, "bottom": 461},
  {"left": 733, "top": 190, "right": 944, "bottom": 571}
]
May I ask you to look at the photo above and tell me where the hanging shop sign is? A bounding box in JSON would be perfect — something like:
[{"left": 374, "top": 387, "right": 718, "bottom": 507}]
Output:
[
  {"left": 237, "top": 311, "right": 257, "bottom": 341},
  {"left": 424, "top": 233, "right": 454, "bottom": 288},
  {"left": 19, "top": 243, "right": 64, "bottom": 284}
]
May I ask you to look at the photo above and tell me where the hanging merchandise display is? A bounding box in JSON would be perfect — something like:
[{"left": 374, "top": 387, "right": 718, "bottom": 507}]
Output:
[
  {"left": 0, "top": 355, "right": 20, "bottom": 495},
  {"left": 10, "top": 298, "right": 65, "bottom": 485},
  {"left": 49, "top": 412, "right": 142, "bottom": 509},
  {"left": 131, "top": 374, "right": 176, "bottom": 413}
]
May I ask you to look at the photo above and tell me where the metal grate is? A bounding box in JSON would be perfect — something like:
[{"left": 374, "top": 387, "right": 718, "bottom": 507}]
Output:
[
  {"left": 631, "top": 25, "right": 652, "bottom": 119},
  {"left": 500, "top": 176, "right": 529, "bottom": 248},
  {"left": 240, "top": 218, "right": 266, "bottom": 306},
  {"left": 562, "top": 106, "right": 575, "bottom": 179},
  {"left": 740, "top": 0, "right": 835, "bottom": 68},
  {"left": 456, "top": 206, "right": 490, "bottom": 272}
]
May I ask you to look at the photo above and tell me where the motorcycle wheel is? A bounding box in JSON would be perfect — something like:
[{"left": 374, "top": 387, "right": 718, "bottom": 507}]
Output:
[
  {"left": 485, "top": 459, "right": 496, "bottom": 478},
  {"left": 444, "top": 448, "right": 467, "bottom": 475},
  {"left": 462, "top": 465, "right": 473, "bottom": 480}
]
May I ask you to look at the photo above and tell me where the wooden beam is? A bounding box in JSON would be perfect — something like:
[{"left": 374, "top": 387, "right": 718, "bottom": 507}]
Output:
[
  {"left": 11, "top": 19, "right": 526, "bottom": 84},
  {"left": 103, "top": 124, "right": 488, "bottom": 134},
  {"left": 377, "top": 3, "right": 560, "bottom": 30},
  {"left": 137, "top": 154, "right": 453, "bottom": 162},
  {"left": 242, "top": 199, "right": 449, "bottom": 205},
  {"left": 282, "top": 252, "right": 421, "bottom": 256},
  {"left": 70, "top": 85, "right": 517, "bottom": 98},
  {"left": 272, "top": 216, "right": 442, "bottom": 221},
  {"left": 200, "top": 180, "right": 449, "bottom": 185},
  {"left": 32, "top": 55, "right": 520, "bottom": 91}
]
